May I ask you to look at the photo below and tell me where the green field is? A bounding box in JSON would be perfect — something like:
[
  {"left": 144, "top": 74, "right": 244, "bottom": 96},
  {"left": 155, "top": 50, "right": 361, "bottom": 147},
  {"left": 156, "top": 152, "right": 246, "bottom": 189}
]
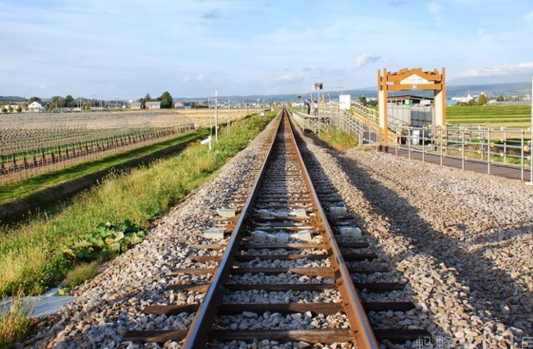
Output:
[
  {"left": 0, "top": 111, "right": 276, "bottom": 297},
  {"left": 0, "top": 131, "right": 204, "bottom": 206},
  {"left": 447, "top": 104, "right": 531, "bottom": 126}
]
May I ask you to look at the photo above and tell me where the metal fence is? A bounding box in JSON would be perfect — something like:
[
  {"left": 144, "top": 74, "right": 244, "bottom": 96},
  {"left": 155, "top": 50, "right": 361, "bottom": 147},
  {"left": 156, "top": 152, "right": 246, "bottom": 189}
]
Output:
[
  {"left": 390, "top": 124, "right": 532, "bottom": 181},
  {"left": 292, "top": 103, "right": 533, "bottom": 182},
  {"left": 292, "top": 109, "right": 379, "bottom": 146}
]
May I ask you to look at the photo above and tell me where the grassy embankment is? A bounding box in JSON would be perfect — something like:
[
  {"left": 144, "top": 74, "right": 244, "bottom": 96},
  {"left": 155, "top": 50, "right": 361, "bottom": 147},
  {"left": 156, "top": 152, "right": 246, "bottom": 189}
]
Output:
[
  {"left": 446, "top": 105, "right": 532, "bottom": 165},
  {"left": 0, "top": 111, "right": 276, "bottom": 297},
  {"left": 0, "top": 131, "right": 204, "bottom": 207}
]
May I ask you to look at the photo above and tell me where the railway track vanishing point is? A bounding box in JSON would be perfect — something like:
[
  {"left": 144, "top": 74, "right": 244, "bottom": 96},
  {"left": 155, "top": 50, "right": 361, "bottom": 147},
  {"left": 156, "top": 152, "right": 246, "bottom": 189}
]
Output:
[{"left": 125, "top": 108, "right": 430, "bottom": 348}]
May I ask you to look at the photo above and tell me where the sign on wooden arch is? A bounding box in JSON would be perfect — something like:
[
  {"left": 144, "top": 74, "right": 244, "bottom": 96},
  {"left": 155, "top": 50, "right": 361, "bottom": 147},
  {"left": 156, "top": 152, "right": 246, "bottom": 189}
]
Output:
[{"left": 377, "top": 67, "right": 446, "bottom": 151}]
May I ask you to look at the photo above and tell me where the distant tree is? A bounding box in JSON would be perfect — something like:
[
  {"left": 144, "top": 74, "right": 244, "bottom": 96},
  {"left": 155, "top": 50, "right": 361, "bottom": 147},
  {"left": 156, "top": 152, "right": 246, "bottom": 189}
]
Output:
[
  {"left": 29, "top": 96, "right": 42, "bottom": 104},
  {"left": 496, "top": 95, "right": 505, "bottom": 102},
  {"left": 1, "top": 107, "right": 7, "bottom": 114},
  {"left": 477, "top": 94, "right": 488, "bottom": 105},
  {"left": 144, "top": 93, "right": 152, "bottom": 102},
  {"left": 8, "top": 106, "right": 14, "bottom": 113},
  {"left": 467, "top": 99, "right": 475, "bottom": 106},
  {"left": 160, "top": 91, "right": 173, "bottom": 109},
  {"left": 368, "top": 99, "right": 378, "bottom": 107},
  {"left": 16, "top": 106, "right": 22, "bottom": 113},
  {"left": 65, "top": 95, "right": 75, "bottom": 108},
  {"left": 357, "top": 96, "right": 368, "bottom": 106},
  {"left": 51, "top": 96, "right": 66, "bottom": 108}
]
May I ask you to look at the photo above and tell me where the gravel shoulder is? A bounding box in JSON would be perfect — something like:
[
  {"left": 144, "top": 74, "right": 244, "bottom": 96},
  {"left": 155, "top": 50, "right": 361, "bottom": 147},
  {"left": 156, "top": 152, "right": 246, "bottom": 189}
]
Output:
[{"left": 297, "top": 130, "right": 533, "bottom": 348}]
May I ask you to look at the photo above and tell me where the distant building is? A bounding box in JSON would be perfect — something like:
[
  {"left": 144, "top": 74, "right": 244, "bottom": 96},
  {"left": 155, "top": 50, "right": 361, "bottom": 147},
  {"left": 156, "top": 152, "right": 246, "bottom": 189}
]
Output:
[
  {"left": 451, "top": 94, "right": 475, "bottom": 103},
  {"left": 130, "top": 102, "right": 143, "bottom": 110},
  {"left": 174, "top": 102, "right": 184, "bottom": 109},
  {"left": 145, "top": 101, "right": 161, "bottom": 109},
  {"left": 28, "top": 101, "right": 44, "bottom": 112}
]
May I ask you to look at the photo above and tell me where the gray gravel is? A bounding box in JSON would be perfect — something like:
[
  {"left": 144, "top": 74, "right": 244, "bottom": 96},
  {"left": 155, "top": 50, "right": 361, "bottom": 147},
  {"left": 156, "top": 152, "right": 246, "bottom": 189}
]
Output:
[{"left": 296, "top": 126, "right": 533, "bottom": 348}]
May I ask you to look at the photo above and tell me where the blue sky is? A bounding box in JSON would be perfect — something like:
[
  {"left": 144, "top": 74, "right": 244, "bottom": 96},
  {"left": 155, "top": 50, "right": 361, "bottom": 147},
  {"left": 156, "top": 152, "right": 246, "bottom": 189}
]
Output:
[{"left": 0, "top": 0, "right": 532, "bottom": 99}]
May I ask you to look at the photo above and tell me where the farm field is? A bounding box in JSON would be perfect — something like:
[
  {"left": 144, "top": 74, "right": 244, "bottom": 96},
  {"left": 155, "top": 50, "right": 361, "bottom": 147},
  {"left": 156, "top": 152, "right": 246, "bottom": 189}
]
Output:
[
  {"left": 177, "top": 107, "right": 264, "bottom": 127},
  {"left": 446, "top": 104, "right": 531, "bottom": 127},
  {"left": 0, "top": 110, "right": 199, "bottom": 183},
  {"left": 0, "top": 108, "right": 261, "bottom": 220}
]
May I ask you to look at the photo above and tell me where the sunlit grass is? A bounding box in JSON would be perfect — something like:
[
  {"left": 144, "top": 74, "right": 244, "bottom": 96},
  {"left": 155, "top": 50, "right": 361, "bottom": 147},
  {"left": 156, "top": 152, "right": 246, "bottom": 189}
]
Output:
[
  {"left": 0, "top": 293, "right": 34, "bottom": 349},
  {"left": 318, "top": 126, "right": 359, "bottom": 151}
]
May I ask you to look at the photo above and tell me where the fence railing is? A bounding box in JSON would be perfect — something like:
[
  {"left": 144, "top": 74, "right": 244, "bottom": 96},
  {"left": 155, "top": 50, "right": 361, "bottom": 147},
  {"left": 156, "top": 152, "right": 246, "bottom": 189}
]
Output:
[
  {"left": 293, "top": 104, "right": 533, "bottom": 182},
  {"left": 292, "top": 109, "right": 379, "bottom": 147},
  {"left": 390, "top": 124, "right": 532, "bottom": 181}
]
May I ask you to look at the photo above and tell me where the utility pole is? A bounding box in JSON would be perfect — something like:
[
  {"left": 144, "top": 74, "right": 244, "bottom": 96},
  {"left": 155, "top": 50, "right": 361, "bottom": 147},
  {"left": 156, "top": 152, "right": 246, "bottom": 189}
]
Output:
[
  {"left": 227, "top": 98, "right": 231, "bottom": 135},
  {"left": 215, "top": 89, "right": 219, "bottom": 143},
  {"left": 528, "top": 76, "right": 533, "bottom": 185}
]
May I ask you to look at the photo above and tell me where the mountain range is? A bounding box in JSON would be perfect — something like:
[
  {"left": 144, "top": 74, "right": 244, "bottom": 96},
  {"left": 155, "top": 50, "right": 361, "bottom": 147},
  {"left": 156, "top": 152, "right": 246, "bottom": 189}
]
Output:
[{"left": 1, "top": 82, "right": 531, "bottom": 105}]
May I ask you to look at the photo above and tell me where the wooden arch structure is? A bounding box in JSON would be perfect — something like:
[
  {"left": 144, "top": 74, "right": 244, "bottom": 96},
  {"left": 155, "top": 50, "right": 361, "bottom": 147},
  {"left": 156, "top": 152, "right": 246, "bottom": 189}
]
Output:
[{"left": 377, "top": 67, "right": 446, "bottom": 151}]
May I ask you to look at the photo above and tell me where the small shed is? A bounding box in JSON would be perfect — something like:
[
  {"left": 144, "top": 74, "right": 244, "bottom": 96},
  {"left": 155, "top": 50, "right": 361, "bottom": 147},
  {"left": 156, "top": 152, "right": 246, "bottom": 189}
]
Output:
[{"left": 130, "top": 102, "right": 143, "bottom": 110}]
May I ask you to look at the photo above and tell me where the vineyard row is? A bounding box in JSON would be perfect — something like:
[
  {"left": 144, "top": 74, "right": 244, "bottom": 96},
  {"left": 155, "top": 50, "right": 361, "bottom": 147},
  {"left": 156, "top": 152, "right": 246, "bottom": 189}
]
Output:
[{"left": 0, "top": 124, "right": 194, "bottom": 179}]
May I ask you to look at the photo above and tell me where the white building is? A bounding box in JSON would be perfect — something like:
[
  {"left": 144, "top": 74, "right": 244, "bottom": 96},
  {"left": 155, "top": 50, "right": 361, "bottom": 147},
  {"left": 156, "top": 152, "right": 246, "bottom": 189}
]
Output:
[
  {"left": 450, "top": 94, "right": 475, "bottom": 103},
  {"left": 28, "top": 101, "right": 44, "bottom": 112},
  {"left": 145, "top": 101, "right": 161, "bottom": 109}
]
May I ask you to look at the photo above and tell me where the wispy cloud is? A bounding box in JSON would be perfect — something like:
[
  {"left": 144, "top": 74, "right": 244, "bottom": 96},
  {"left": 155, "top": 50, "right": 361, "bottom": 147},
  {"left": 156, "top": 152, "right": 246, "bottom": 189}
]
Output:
[
  {"left": 427, "top": 2, "right": 443, "bottom": 23},
  {"left": 202, "top": 10, "right": 219, "bottom": 20},
  {"left": 457, "top": 62, "right": 533, "bottom": 77},
  {"left": 526, "top": 12, "right": 533, "bottom": 25},
  {"left": 355, "top": 54, "right": 382, "bottom": 70},
  {"left": 389, "top": 1, "right": 406, "bottom": 6},
  {"left": 275, "top": 73, "right": 304, "bottom": 82}
]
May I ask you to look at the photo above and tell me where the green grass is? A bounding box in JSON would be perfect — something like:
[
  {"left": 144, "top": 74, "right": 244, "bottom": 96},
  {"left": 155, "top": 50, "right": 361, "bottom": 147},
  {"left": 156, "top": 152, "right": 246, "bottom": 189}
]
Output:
[
  {"left": 318, "top": 126, "right": 358, "bottom": 151},
  {"left": 0, "top": 295, "right": 34, "bottom": 349},
  {"left": 0, "top": 131, "right": 204, "bottom": 206},
  {"left": 0, "top": 111, "right": 276, "bottom": 296},
  {"left": 62, "top": 259, "right": 102, "bottom": 290},
  {"left": 447, "top": 105, "right": 531, "bottom": 125}
]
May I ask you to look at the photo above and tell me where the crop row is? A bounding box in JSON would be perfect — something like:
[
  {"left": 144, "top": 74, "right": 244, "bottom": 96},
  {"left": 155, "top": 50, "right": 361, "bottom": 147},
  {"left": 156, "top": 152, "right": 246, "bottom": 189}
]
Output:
[
  {"left": 0, "top": 125, "right": 194, "bottom": 181},
  {"left": 0, "top": 127, "right": 163, "bottom": 155}
]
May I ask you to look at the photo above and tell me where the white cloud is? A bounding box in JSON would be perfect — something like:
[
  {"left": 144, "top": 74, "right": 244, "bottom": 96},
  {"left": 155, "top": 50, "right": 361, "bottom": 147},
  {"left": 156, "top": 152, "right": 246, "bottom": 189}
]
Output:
[
  {"left": 355, "top": 54, "right": 382, "bottom": 70},
  {"left": 275, "top": 73, "right": 304, "bottom": 82},
  {"left": 427, "top": 2, "right": 443, "bottom": 22},
  {"left": 526, "top": 12, "right": 533, "bottom": 25},
  {"left": 456, "top": 62, "right": 533, "bottom": 77}
]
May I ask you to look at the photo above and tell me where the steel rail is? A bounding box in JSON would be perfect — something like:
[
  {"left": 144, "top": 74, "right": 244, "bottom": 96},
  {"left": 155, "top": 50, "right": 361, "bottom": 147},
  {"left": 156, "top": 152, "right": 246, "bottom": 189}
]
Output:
[
  {"left": 181, "top": 110, "right": 283, "bottom": 349},
  {"left": 182, "top": 107, "right": 379, "bottom": 348},
  {"left": 286, "top": 113, "right": 380, "bottom": 349}
]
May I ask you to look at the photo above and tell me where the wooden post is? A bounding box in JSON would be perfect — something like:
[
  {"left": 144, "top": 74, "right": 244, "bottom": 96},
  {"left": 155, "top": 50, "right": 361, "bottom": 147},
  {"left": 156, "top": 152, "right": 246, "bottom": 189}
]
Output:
[
  {"left": 378, "top": 69, "right": 389, "bottom": 152},
  {"left": 434, "top": 67, "right": 446, "bottom": 127}
]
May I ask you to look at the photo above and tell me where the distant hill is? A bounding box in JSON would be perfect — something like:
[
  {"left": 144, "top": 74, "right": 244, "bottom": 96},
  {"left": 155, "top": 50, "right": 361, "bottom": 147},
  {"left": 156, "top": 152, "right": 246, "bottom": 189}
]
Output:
[
  {"left": 0, "top": 96, "right": 26, "bottom": 103},
  {"left": 174, "top": 82, "right": 531, "bottom": 103},
  {"left": 2, "top": 81, "right": 531, "bottom": 105},
  {"left": 446, "top": 82, "right": 530, "bottom": 97}
]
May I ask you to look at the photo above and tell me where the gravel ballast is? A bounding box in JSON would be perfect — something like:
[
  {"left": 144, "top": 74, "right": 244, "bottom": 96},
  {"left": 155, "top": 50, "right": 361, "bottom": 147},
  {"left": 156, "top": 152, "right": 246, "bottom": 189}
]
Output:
[
  {"left": 296, "top": 128, "right": 533, "bottom": 348},
  {"left": 21, "top": 117, "right": 533, "bottom": 349}
]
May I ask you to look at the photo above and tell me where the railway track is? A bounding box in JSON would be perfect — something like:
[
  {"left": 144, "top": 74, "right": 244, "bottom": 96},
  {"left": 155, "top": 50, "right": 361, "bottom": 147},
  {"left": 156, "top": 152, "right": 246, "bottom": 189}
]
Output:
[{"left": 125, "top": 108, "right": 430, "bottom": 348}]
